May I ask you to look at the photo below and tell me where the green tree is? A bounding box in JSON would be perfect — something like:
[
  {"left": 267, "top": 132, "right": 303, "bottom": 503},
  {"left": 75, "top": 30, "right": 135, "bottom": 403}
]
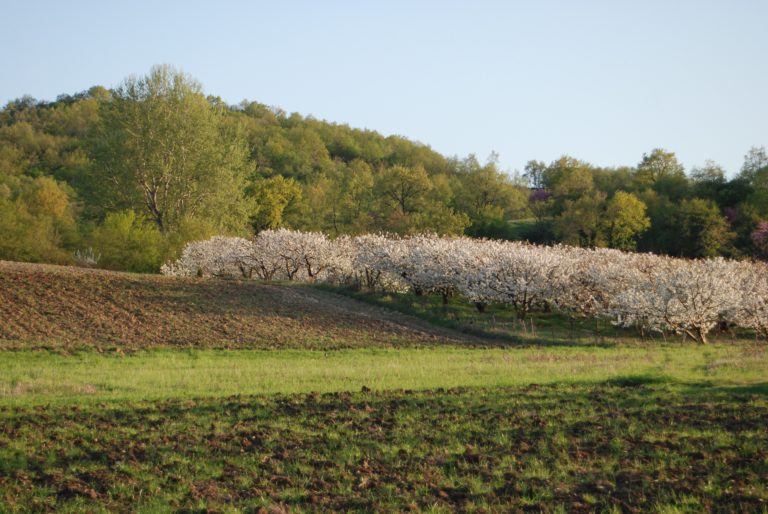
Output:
[
  {"left": 675, "top": 198, "right": 734, "bottom": 257},
  {"left": 689, "top": 160, "right": 726, "bottom": 202},
  {"left": 90, "top": 65, "right": 252, "bottom": 233},
  {"left": 453, "top": 155, "right": 529, "bottom": 228},
  {"left": 0, "top": 176, "right": 78, "bottom": 263},
  {"left": 554, "top": 191, "right": 606, "bottom": 247},
  {"left": 602, "top": 191, "right": 650, "bottom": 251},
  {"left": 739, "top": 146, "right": 768, "bottom": 184},
  {"left": 543, "top": 156, "right": 594, "bottom": 201},
  {"left": 89, "top": 210, "right": 164, "bottom": 272},
  {"left": 635, "top": 148, "right": 686, "bottom": 186},
  {"left": 523, "top": 160, "right": 547, "bottom": 189},
  {"left": 246, "top": 175, "right": 303, "bottom": 232},
  {"left": 0, "top": 198, "right": 71, "bottom": 263},
  {"left": 375, "top": 164, "right": 433, "bottom": 216}
]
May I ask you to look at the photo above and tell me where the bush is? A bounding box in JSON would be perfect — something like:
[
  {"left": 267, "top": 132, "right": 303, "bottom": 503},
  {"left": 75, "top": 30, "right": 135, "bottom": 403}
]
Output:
[{"left": 89, "top": 210, "right": 164, "bottom": 272}]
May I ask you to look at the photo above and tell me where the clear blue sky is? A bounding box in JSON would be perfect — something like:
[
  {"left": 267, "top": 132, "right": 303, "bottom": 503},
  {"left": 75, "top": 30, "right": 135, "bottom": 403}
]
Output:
[{"left": 2, "top": 0, "right": 766, "bottom": 175}]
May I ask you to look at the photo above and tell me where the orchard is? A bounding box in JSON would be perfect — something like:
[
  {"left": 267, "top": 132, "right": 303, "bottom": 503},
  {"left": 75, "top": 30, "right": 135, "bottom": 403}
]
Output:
[{"left": 163, "top": 230, "right": 768, "bottom": 344}]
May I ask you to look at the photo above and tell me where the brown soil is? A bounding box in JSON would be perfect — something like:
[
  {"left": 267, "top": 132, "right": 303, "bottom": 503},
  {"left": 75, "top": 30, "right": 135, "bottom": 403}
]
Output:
[{"left": 0, "top": 261, "right": 488, "bottom": 351}]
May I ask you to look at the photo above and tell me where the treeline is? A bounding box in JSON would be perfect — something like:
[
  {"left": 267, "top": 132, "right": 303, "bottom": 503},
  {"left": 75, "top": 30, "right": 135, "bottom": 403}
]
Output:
[{"left": 0, "top": 65, "right": 766, "bottom": 271}]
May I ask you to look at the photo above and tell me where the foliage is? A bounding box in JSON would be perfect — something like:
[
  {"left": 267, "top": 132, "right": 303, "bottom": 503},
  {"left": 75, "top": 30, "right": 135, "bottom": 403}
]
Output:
[
  {"left": 0, "top": 176, "right": 77, "bottom": 263},
  {"left": 89, "top": 64, "right": 252, "bottom": 233},
  {"left": 89, "top": 210, "right": 164, "bottom": 272},
  {"left": 602, "top": 191, "right": 650, "bottom": 250},
  {"left": 0, "top": 66, "right": 766, "bottom": 268},
  {"left": 675, "top": 198, "right": 735, "bottom": 257}
]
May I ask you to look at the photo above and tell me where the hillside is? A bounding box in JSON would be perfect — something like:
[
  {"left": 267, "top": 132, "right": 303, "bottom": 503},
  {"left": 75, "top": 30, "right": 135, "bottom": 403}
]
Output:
[{"left": 0, "top": 261, "right": 484, "bottom": 351}]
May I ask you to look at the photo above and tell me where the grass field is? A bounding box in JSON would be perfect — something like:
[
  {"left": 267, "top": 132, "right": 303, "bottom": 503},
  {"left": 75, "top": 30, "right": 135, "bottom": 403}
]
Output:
[
  {"left": 2, "top": 384, "right": 767, "bottom": 512},
  {"left": 1, "top": 345, "right": 767, "bottom": 406},
  {"left": 1, "top": 262, "right": 767, "bottom": 512}
]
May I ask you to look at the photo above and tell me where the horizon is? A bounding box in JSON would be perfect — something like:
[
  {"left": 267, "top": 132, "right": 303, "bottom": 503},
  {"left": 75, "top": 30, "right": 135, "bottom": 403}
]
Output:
[{"left": 2, "top": 1, "right": 766, "bottom": 176}]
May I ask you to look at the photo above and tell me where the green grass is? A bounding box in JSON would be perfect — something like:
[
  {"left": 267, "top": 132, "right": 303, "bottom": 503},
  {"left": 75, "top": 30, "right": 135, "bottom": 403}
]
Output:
[
  {"left": 1, "top": 384, "right": 766, "bottom": 512},
  {"left": 1, "top": 345, "right": 767, "bottom": 406}
]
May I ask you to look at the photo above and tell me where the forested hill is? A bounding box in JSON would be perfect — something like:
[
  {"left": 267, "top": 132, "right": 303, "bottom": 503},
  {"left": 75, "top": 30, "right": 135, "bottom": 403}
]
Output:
[{"left": 1, "top": 64, "right": 767, "bottom": 272}]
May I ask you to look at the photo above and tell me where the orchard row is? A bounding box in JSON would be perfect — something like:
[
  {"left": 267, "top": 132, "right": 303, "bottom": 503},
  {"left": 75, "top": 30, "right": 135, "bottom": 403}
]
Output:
[{"left": 162, "top": 230, "right": 768, "bottom": 344}]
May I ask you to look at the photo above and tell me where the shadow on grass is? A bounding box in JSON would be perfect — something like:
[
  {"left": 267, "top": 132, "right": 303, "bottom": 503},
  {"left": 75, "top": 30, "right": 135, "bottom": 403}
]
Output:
[
  {"left": 604, "top": 374, "right": 673, "bottom": 388},
  {"left": 681, "top": 381, "right": 768, "bottom": 397},
  {"left": 315, "top": 285, "right": 623, "bottom": 349}
]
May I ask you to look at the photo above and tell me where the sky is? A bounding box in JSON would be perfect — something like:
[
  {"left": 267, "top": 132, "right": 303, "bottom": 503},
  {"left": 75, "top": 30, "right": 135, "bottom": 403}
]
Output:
[{"left": 2, "top": 0, "right": 766, "bottom": 176}]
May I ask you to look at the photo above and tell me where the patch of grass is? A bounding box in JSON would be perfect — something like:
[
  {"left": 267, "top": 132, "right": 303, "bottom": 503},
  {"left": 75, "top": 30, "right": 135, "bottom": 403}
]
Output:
[
  {"left": 1, "top": 345, "right": 767, "bottom": 406},
  {"left": 1, "top": 384, "right": 766, "bottom": 512}
]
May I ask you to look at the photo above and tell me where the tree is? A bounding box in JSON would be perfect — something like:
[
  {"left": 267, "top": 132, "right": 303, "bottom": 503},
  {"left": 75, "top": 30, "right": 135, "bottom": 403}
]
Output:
[
  {"left": 690, "top": 160, "right": 727, "bottom": 202},
  {"left": 690, "top": 160, "right": 726, "bottom": 184},
  {"left": 90, "top": 65, "right": 252, "bottom": 233},
  {"left": 523, "top": 160, "right": 547, "bottom": 189},
  {"left": 89, "top": 210, "right": 164, "bottom": 272},
  {"left": 554, "top": 191, "right": 606, "bottom": 247},
  {"left": 543, "top": 156, "right": 594, "bottom": 201},
  {"left": 375, "top": 165, "right": 432, "bottom": 216},
  {"left": 635, "top": 148, "right": 685, "bottom": 186},
  {"left": 676, "top": 198, "right": 734, "bottom": 257},
  {"left": 602, "top": 191, "right": 650, "bottom": 251},
  {"left": 0, "top": 176, "right": 78, "bottom": 263},
  {"left": 739, "top": 146, "right": 768, "bottom": 184},
  {"left": 246, "top": 175, "right": 303, "bottom": 232},
  {"left": 454, "top": 155, "right": 529, "bottom": 231}
]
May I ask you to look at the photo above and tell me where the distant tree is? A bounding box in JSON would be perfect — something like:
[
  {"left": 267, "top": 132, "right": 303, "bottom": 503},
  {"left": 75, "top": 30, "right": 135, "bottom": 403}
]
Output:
[
  {"left": 739, "top": 146, "right": 768, "bottom": 184},
  {"left": 0, "top": 176, "right": 78, "bottom": 263},
  {"left": 523, "top": 159, "right": 547, "bottom": 189},
  {"left": 528, "top": 189, "right": 553, "bottom": 223},
  {"left": 602, "top": 191, "right": 650, "bottom": 251},
  {"left": 246, "top": 175, "right": 303, "bottom": 232},
  {"left": 690, "top": 160, "right": 726, "bottom": 202},
  {"left": 690, "top": 160, "right": 726, "bottom": 184},
  {"left": 543, "top": 156, "right": 594, "bottom": 201},
  {"left": 637, "top": 190, "right": 679, "bottom": 254},
  {"left": 752, "top": 221, "right": 768, "bottom": 258},
  {"left": 676, "top": 198, "right": 734, "bottom": 257},
  {"left": 554, "top": 191, "right": 606, "bottom": 247},
  {"left": 375, "top": 165, "right": 433, "bottom": 217},
  {"left": 635, "top": 148, "right": 685, "bottom": 186},
  {"left": 453, "top": 155, "right": 528, "bottom": 231}
]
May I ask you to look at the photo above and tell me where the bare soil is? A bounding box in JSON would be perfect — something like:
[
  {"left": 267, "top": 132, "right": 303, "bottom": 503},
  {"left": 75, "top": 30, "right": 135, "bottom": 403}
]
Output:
[{"left": 0, "top": 261, "right": 489, "bottom": 351}]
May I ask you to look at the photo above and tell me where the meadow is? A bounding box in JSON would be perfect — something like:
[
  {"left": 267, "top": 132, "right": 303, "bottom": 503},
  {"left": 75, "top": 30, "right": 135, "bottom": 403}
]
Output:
[{"left": 1, "top": 261, "right": 767, "bottom": 512}]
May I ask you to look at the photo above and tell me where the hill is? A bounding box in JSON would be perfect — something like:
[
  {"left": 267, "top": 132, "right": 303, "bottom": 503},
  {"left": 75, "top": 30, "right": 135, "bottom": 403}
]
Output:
[{"left": 0, "top": 261, "right": 484, "bottom": 351}]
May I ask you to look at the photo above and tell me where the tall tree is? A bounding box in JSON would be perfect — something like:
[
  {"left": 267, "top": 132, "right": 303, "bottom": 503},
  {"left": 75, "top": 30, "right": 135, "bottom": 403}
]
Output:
[{"left": 90, "top": 65, "right": 251, "bottom": 233}]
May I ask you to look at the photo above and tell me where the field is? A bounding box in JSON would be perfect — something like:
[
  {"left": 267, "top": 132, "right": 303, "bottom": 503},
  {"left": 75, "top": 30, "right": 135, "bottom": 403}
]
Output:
[{"left": 1, "top": 261, "right": 767, "bottom": 512}]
